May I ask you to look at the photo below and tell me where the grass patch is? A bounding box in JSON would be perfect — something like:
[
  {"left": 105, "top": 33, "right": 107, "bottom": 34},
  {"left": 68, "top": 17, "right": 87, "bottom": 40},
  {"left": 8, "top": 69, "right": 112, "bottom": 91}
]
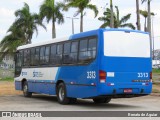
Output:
[
  {"left": 152, "top": 89, "right": 160, "bottom": 93},
  {"left": 152, "top": 69, "right": 160, "bottom": 74},
  {"left": 0, "top": 77, "right": 14, "bottom": 82},
  {"left": 153, "top": 82, "right": 160, "bottom": 85}
]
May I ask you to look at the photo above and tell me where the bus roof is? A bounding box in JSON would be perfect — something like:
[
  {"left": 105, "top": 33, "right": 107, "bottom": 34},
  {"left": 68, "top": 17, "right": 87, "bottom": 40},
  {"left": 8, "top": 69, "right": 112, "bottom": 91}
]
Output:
[
  {"left": 17, "top": 28, "right": 148, "bottom": 50},
  {"left": 17, "top": 37, "right": 69, "bottom": 50}
]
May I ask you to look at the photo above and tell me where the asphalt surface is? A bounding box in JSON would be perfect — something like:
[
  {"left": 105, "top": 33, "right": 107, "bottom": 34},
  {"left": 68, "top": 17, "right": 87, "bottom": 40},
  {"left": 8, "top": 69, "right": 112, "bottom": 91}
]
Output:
[
  {"left": 0, "top": 94, "right": 159, "bottom": 111},
  {"left": 0, "top": 94, "right": 160, "bottom": 120}
]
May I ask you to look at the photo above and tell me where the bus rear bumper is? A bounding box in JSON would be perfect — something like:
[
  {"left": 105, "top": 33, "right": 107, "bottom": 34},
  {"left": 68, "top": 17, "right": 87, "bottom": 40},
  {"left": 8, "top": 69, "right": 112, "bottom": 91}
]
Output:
[{"left": 97, "top": 83, "right": 152, "bottom": 97}]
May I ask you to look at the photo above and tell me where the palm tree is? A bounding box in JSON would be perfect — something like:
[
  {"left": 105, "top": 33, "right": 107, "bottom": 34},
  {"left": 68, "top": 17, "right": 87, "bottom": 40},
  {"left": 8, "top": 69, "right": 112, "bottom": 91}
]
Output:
[
  {"left": 139, "top": 10, "right": 155, "bottom": 32},
  {"left": 0, "top": 3, "right": 46, "bottom": 58},
  {"left": 64, "top": 0, "right": 98, "bottom": 32},
  {"left": 110, "top": 0, "right": 114, "bottom": 28},
  {"left": 136, "top": 0, "right": 141, "bottom": 30},
  {"left": 15, "top": 3, "right": 46, "bottom": 43},
  {"left": 98, "top": 6, "right": 135, "bottom": 29},
  {"left": 40, "top": 0, "right": 64, "bottom": 38},
  {"left": 141, "top": 0, "right": 152, "bottom": 33},
  {"left": 0, "top": 25, "right": 26, "bottom": 58}
]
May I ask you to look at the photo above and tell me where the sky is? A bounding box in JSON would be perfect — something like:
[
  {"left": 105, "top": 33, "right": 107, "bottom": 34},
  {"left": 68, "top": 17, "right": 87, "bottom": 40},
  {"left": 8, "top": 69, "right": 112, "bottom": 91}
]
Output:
[{"left": 0, "top": 0, "right": 160, "bottom": 49}]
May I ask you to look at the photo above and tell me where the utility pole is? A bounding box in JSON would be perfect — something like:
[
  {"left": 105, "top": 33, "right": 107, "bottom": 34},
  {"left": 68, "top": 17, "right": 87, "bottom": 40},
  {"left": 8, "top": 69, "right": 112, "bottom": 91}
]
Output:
[
  {"left": 66, "top": 17, "right": 79, "bottom": 34},
  {"left": 152, "top": 14, "right": 157, "bottom": 60}
]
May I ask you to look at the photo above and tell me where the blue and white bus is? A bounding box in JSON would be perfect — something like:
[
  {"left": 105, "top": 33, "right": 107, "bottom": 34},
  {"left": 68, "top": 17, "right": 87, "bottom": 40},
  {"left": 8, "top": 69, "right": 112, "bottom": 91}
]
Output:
[{"left": 15, "top": 28, "right": 152, "bottom": 104}]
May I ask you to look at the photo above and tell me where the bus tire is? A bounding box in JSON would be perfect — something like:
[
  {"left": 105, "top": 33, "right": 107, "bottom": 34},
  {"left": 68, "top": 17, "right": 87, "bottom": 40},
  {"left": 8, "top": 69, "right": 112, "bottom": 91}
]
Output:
[
  {"left": 57, "top": 82, "right": 70, "bottom": 104},
  {"left": 93, "top": 97, "right": 111, "bottom": 104},
  {"left": 23, "top": 81, "right": 32, "bottom": 97}
]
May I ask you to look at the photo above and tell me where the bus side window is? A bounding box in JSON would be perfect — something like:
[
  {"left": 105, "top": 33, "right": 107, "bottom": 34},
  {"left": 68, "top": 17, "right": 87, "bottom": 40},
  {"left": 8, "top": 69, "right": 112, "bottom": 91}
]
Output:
[
  {"left": 78, "top": 39, "right": 88, "bottom": 63},
  {"left": 70, "top": 41, "right": 78, "bottom": 64},
  {"left": 24, "top": 49, "right": 30, "bottom": 66},
  {"left": 50, "top": 44, "right": 57, "bottom": 65},
  {"left": 88, "top": 38, "right": 97, "bottom": 59},
  {"left": 45, "top": 46, "right": 50, "bottom": 64},
  {"left": 56, "top": 44, "right": 63, "bottom": 65},
  {"left": 40, "top": 46, "right": 45, "bottom": 64},
  {"left": 35, "top": 48, "right": 40, "bottom": 65},
  {"left": 63, "top": 42, "right": 71, "bottom": 64},
  {"left": 30, "top": 48, "right": 35, "bottom": 66},
  {"left": 78, "top": 38, "right": 97, "bottom": 64},
  {"left": 15, "top": 51, "right": 23, "bottom": 76}
]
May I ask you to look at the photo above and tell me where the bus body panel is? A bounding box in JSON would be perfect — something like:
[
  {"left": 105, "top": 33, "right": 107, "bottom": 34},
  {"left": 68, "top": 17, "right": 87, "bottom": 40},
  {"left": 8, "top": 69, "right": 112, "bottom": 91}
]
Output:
[
  {"left": 56, "top": 62, "right": 99, "bottom": 98},
  {"left": 15, "top": 67, "right": 59, "bottom": 95}
]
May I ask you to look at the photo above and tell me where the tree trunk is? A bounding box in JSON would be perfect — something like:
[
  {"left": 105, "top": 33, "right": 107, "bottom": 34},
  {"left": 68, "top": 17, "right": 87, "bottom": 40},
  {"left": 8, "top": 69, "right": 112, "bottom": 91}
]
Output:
[
  {"left": 144, "top": 17, "right": 147, "bottom": 32},
  {"left": 136, "top": 0, "right": 141, "bottom": 30},
  {"left": 147, "top": 0, "right": 151, "bottom": 34},
  {"left": 52, "top": 19, "right": 56, "bottom": 39},
  {"left": 147, "top": 0, "right": 152, "bottom": 59},
  {"left": 80, "top": 11, "right": 83, "bottom": 32},
  {"left": 110, "top": 0, "right": 114, "bottom": 28}
]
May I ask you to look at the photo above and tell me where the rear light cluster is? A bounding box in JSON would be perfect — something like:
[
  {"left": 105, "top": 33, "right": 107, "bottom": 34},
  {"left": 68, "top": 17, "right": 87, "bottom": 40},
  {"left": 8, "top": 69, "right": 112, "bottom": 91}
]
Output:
[
  {"left": 150, "top": 72, "right": 152, "bottom": 79},
  {"left": 99, "top": 70, "right": 106, "bottom": 83}
]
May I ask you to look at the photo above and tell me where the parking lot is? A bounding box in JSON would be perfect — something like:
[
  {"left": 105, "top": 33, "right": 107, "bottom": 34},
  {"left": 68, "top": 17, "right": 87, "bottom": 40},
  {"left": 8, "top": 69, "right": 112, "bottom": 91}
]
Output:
[{"left": 0, "top": 81, "right": 159, "bottom": 111}]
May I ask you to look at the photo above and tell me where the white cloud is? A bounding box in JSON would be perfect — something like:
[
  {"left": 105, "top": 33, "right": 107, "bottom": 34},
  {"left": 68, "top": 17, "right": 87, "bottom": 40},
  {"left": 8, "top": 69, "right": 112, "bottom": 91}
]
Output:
[
  {"left": 0, "top": 8, "right": 14, "bottom": 18},
  {"left": 0, "top": 29, "right": 6, "bottom": 35}
]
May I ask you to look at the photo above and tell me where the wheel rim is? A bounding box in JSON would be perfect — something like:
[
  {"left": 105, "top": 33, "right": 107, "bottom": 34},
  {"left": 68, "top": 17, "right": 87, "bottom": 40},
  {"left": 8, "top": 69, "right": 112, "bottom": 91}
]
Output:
[{"left": 59, "top": 87, "right": 64, "bottom": 101}]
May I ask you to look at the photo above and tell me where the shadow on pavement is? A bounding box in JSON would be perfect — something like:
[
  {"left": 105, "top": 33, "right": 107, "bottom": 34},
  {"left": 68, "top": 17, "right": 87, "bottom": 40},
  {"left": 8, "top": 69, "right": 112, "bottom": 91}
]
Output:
[{"left": 28, "top": 94, "right": 141, "bottom": 109}]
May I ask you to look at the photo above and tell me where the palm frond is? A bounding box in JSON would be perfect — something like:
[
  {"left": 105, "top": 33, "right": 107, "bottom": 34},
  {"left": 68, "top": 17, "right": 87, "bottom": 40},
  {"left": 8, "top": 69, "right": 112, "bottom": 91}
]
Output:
[
  {"left": 100, "top": 22, "right": 110, "bottom": 28},
  {"left": 119, "top": 14, "right": 131, "bottom": 24},
  {"left": 86, "top": 4, "right": 98, "bottom": 17},
  {"left": 120, "top": 23, "right": 136, "bottom": 30}
]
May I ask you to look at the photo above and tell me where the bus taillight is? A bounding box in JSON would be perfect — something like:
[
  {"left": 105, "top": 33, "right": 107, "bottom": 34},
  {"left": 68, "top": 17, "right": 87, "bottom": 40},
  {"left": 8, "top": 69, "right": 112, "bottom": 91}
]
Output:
[
  {"left": 99, "top": 70, "right": 106, "bottom": 83},
  {"left": 150, "top": 72, "right": 152, "bottom": 79},
  {"left": 150, "top": 72, "right": 152, "bottom": 81}
]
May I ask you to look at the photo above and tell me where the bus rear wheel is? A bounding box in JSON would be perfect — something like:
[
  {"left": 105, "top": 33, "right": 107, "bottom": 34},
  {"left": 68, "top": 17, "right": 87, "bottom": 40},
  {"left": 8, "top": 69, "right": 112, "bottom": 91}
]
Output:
[
  {"left": 23, "top": 81, "right": 32, "bottom": 97},
  {"left": 57, "top": 83, "right": 70, "bottom": 104},
  {"left": 93, "top": 97, "right": 111, "bottom": 104}
]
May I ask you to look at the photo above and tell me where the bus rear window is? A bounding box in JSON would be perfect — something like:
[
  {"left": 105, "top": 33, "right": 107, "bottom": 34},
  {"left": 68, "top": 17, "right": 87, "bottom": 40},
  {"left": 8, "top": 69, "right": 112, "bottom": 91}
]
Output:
[{"left": 103, "top": 31, "right": 150, "bottom": 58}]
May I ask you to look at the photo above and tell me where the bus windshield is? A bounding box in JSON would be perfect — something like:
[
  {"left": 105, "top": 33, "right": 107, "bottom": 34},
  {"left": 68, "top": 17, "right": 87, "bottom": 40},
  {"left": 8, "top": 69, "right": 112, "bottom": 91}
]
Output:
[{"left": 103, "top": 31, "right": 150, "bottom": 58}]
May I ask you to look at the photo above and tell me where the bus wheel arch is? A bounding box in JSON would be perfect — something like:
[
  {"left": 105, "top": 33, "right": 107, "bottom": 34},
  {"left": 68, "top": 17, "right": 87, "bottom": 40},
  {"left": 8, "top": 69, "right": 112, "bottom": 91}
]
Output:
[
  {"left": 21, "top": 78, "right": 27, "bottom": 90},
  {"left": 56, "top": 80, "right": 77, "bottom": 104},
  {"left": 22, "top": 79, "right": 32, "bottom": 97},
  {"left": 56, "top": 80, "right": 70, "bottom": 104}
]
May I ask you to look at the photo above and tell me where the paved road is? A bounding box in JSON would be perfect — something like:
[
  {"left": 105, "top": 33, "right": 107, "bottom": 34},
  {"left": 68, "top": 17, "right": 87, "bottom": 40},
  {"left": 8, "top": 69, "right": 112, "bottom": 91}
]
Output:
[
  {"left": 0, "top": 94, "right": 160, "bottom": 120},
  {"left": 0, "top": 94, "right": 159, "bottom": 111}
]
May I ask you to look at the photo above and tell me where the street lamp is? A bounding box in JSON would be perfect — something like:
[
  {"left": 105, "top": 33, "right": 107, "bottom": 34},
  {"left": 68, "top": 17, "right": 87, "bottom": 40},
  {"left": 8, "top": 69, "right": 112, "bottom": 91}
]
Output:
[
  {"left": 66, "top": 17, "right": 79, "bottom": 34},
  {"left": 151, "top": 13, "right": 157, "bottom": 60}
]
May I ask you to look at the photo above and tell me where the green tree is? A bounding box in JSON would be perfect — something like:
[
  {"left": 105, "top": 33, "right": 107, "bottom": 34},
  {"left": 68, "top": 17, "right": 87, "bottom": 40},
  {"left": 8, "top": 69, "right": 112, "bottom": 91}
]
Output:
[
  {"left": 0, "top": 3, "right": 45, "bottom": 58},
  {"left": 0, "top": 25, "right": 25, "bottom": 58},
  {"left": 64, "top": 0, "right": 98, "bottom": 32},
  {"left": 15, "top": 3, "right": 46, "bottom": 43},
  {"left": 98, "top": 6, "right": 135, "bottom": 29},
  {"left": 40, "top": 0, "right": 64, "bottom": 38},
  {"left": 139, "top": 10, "right": 155, "bottom": 32}
]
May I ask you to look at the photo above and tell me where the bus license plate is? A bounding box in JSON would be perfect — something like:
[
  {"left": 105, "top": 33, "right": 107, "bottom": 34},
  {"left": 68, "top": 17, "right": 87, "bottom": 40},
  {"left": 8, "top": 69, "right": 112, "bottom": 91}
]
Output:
[{"left": 124, "top": 89, "right": 132, "bottom": 93}]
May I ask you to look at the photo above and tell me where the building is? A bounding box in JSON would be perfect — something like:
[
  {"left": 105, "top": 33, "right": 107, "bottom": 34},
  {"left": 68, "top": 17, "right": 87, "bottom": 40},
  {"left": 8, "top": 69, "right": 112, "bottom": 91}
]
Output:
[
  {"left": 153, "top": 49, "right": 160, "bottom": 60},
  {"left": 0, "top": 53, "right": 15, "bottom": 69}
]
